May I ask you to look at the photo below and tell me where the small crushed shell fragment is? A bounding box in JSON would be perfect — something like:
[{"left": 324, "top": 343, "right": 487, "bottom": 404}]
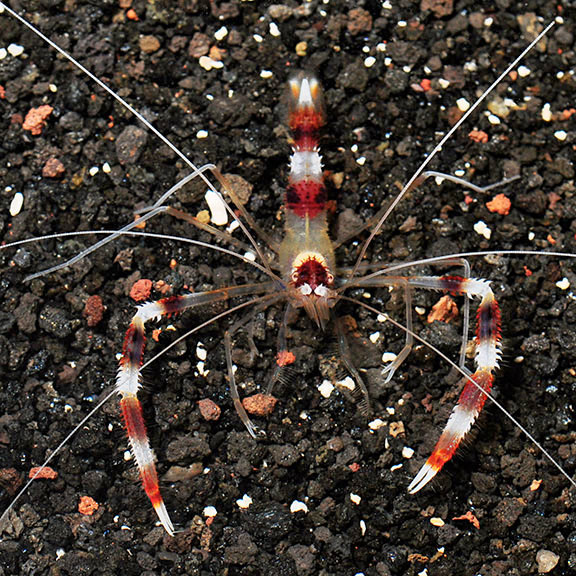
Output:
[
  {"left": 295, "top": 41, "right": 307, "bottom": 56},
  {"left": 456, "top": 97, "right": 470, "bottom": 112},
  {"left": 236, "top": 494, "right": 253, "bottom": 509},
  {"left": 368, "top": 418, "right": 386, "bottom": 431},
  {"left": 242, "top": 393, "right": 277, "bottom": 416},
  {"left": 554, "top": 130, "right": 567, "bottom": 141},
  {"left": 203, "top": 505, "right": 218, "bottom": 517},
  {"left": 473, "top": 220, "right": 492, "bottom": 240},
  {"left": 199, "top": 55, "right": 224, "bottom": 70},
  {"left": 542, "top": 102, "right": 552, "bottom": 121},
  {"left": 360, "top": 519, "right": 367, "bottom": 536},
  {"left": 402, "top": 446, "right": 414, "bottom": 459},
  {"left": 7, "top": 43, "right": 24, "bottom": 57},
  {"left": 356, "top": 156, "right": 366, "bottom": 166},
  {"left": 377, "top": 313, "right": 387, "bottom": 322},
  {"left": 56, "top": 549, "right": 65, "bottom": 560},
  {"left": 536, "top": 549, "right": 560, "bottom": 574},
  {"left": 556, "top": 277, "right": 570, "bottom": 290},
  {"left": 386, "top": 406, "right": 396, "bottom": 416},
  {"left": 350, "top": 493, "right": 361, "bottom": 505},
  {"left": 196, "top": 361, "right": 209, "bottom": 376},
  {"left": 196, "top": 129, "right": 208, "bottom": 139},
  {"left": 486, "top": 193, "right": 511, "bottom": 215},
  {"left": 78, "top": 496, "right": 99, "bottom": 516},
  {"left": 364, "top": 56, "right": 376, "bottom": 68},
  {"left": 318, "top": 380, "right": 335, "bottom": 398},
  {"left": 290, "top": 500, "right": 309, "bottom": 514},
  {"left": 102, "top": 162, "right": 111, "bottom": 173},
  {"left": 430, "top": 517, "right": 445, "bottom": 527},
  {"left": 260, "top": 70, "right": 273, "bottom": 79},
  {"left": 438, "top": 78, "right": 450, "bottom": 89},
  {"left": 205, "top": 189, "right": 228, "bottom": 225},
  {"left": 369, "top": 331, "right": 380, "bottom": 343},
  {"left": 389, "top": 421, "right": 404, "bottom": 437},
  {"left": 89, "top": 166, "right": 99, "bottom": 176},
  {"left": 530, "top": 478, "right": 542, "bottom": 491},
  {"left": 390, "top": 463, "right": 403, "bottom": 472},
  {"left": 9, "top": 192, "right": 24, "bottom": 216},
  {"left": 0, "top": 48, "right": 6, "bottom": 60},
  {"left": 214, "top": 26, "right": 228, "bottom": 40},
  {"left": 29, "top": 466, "right": 58, "bottom": 480},
  {"left": 487, "top": 113, "right": 501, "bottom": 125}
]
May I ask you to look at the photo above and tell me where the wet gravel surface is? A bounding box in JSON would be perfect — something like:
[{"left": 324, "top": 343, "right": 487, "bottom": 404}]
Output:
[{"left": 1, "top": 1, "right": 576, "bottom": 575}]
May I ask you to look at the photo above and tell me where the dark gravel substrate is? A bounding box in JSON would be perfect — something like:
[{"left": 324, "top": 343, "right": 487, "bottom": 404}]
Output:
[{"left": 1, "top": 1, "right": 576, "bottom": 575}]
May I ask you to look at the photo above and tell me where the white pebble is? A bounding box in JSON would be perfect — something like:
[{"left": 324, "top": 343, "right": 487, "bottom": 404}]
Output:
[
  {"left": 290, "top": 500, "right": 309, "bottom": 513},
  {"left": 356, "top": 156, "right": 366, "bottom": 166},
  {"left": 260, "top": 70, "right": 273, "bottom": 79},
  {"left": 381, "top": 351, "right": 397, "bottom": 364},
  {"left": 7, "top": 43, "right": 24, "bottom": 57},
  {"left": 204, "top": 189, "right": 228, "bottom": 226},
  {"left": 337, "top": 376, "right": 356, "bottom": 391},
  {"left": 203, "top": 506, "right": 217, "bottom": 517},
  {"left": 123, "top": 450, "right": 132, "bottom": 461},
  {"left": 9, "top": 192, "right": 24, "bottom": 216},
  {"left": 350, "top": 493, "right": 361, "bottom": 505},
  {"left": 243, "top": 251, "right": 256, "bottom": 262},
  {"left": 554, "top": 130, "right": 567, "bottom": 141},
  {"left": 556, "top": 277, "right": 570, "bottom": 290},
  {"left": 360, "top": 519, "right": 367, "bottom": 536},
  {"left": 89, "top": 166, "right": 99, "bottom": 177},
  {"left": 456, "top": 98, "right": 470, "bottom": 112},
  {"left": 402, "top": 446, "right": 415, "bottom": 459},
  {"left": 473, "top": 220, "right": 492, "bottom": 240},
  {"left": 438, "top": 78, "right": 450, "bottom": 89},
  {"left": 199, "top": 56, "right": 224, "bottom": 71},
  {"left": 541, "top": 103, "right": 552, "bottom": 122},
  {"left": 318, "top": 380, "right": 335, "bottom": 398},
  {"left": 214, "top": 26, "right": 228, "bottom": 41},
  {"left": 0, "top": 48, "right": 7, "bottom": 61},
  {"left": 369, "top": 331, "right": 380, "bottom": 344},
  {"left": 253, "top": 34, "right": 263, "bottom": 43},
  {"left": 236, "top": 494, "right": 253, "bottom": 509},
  {"left": 517, "top": 65, "right": 531, "bottom": 78},
  {"left": 196, "top": 343, "right": 207, "bottom": 361},
  {"left": 102, "top": 162, "right": 111, "bottom": 173},
  {"left": 269, "top": 22, "right": 281, "bottom": 37},
  {"left": 368, "top": 418, "right": 386, "bottom": 431},
  {"left": 487, "top": 113, "right": 501, "bottom": 125},
  {"left": 364, "top": 56, "right": 376, "bottom": 68}
]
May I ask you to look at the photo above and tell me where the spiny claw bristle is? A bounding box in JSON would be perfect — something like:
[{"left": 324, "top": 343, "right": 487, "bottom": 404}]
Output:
[
  {"left": 407, "top": 461, "right": 439, "bottom": 494},
  {"left": 153, "top": 500, "right": 175, "bottom": 536}
]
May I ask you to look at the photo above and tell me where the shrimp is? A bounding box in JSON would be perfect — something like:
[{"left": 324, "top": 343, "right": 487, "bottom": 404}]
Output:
[{"left": 0, "top": 1, "right": 575, "bottom": 574}]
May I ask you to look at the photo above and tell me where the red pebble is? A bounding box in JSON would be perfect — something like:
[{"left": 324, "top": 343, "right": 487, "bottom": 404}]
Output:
[{"left": 130, "top": 279, "right": 153, "bottom": 302}]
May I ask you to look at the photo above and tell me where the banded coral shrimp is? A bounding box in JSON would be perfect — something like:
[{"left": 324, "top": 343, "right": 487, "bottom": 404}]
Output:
[{"left": 1, "top": 1, "right": 576, "bottom": 575}]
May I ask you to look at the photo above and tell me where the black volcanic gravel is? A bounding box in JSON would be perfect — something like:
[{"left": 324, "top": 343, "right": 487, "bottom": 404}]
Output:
[{"left": 1, "top": 1, "right": 576, "bottom": 575}]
